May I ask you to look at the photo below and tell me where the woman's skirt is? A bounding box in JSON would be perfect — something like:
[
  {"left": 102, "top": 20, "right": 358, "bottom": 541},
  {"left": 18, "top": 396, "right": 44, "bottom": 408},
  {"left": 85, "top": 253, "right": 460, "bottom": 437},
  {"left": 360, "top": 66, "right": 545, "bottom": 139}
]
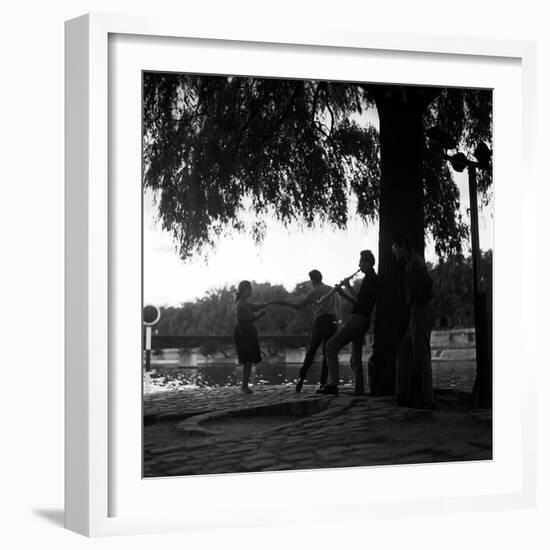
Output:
[{"left": 233, "top": 322, "right": 262, "bottom": 364}]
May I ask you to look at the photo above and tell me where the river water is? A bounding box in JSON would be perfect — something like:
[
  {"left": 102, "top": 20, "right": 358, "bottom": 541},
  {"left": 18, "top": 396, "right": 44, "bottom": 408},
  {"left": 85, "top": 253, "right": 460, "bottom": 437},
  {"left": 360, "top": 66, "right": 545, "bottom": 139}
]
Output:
[{"left": 145, "top": 360, "right": 476, "bottom": 394}]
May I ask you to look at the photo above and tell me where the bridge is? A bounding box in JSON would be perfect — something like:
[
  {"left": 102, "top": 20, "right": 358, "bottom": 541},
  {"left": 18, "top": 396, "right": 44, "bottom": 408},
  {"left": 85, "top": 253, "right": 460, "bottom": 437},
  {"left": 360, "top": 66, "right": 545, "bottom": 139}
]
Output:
[
  {"left": 152, "top": 334, "right": 315, "bottom": 349},
  {"left": 151, "top": 328, "right": 473, "bottom": 352}
]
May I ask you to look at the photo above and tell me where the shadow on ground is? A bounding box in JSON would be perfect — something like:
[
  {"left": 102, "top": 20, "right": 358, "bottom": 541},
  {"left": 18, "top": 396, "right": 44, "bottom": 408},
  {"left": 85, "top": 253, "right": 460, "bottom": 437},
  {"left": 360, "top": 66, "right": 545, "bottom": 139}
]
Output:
[{"left": 33, "top": 509, "right": 65, "bottom": 528}]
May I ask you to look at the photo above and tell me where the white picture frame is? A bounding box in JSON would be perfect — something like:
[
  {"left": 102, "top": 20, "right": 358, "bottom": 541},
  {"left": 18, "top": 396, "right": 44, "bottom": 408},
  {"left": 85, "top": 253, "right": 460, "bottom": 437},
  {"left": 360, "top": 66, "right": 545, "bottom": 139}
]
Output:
[{"left": 65, "top": 13, "right": 537, "bottom": 537}]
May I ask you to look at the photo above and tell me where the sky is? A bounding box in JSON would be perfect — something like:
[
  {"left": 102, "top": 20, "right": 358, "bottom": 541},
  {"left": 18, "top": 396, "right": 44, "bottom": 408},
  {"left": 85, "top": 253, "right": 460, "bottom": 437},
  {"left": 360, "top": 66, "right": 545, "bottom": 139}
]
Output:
[{"left": 143, "top": 170, "right": 494, "bottom": 307}]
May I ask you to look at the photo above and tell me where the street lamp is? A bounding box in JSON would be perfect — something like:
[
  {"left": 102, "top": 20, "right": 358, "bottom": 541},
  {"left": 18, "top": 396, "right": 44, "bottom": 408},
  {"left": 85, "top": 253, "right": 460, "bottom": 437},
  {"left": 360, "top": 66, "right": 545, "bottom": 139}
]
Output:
[{"left": 427, "top": 127, "right": 492, "bottom": 408}]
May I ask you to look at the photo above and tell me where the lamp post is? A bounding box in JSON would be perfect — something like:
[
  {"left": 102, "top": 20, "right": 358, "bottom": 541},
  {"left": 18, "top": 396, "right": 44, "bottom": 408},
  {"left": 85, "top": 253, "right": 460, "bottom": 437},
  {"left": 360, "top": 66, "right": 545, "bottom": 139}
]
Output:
[{"left": 427, "top": 128, "right": 492, "bottom": 408}]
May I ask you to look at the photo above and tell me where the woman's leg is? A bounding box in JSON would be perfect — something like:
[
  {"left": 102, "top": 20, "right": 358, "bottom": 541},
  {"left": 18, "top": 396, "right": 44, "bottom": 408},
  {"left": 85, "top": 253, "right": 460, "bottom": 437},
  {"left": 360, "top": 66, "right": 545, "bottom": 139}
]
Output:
[{"left": 241, "top": 363, "right": 253, "bottom": 393}]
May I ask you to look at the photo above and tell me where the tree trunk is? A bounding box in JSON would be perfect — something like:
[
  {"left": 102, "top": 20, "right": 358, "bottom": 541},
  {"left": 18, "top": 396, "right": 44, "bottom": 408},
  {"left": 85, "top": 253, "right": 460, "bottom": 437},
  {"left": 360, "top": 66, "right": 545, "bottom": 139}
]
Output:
[{"left": 369, "top": 92, "right": 426, "bottom": 396}]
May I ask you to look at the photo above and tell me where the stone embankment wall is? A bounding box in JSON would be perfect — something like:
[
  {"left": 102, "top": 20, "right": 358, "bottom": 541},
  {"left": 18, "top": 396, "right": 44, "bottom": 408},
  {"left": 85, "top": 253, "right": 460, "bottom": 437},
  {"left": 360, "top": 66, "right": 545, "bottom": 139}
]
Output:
[{"left": 150, "top": 328, "right": 476, "bottom": 367}]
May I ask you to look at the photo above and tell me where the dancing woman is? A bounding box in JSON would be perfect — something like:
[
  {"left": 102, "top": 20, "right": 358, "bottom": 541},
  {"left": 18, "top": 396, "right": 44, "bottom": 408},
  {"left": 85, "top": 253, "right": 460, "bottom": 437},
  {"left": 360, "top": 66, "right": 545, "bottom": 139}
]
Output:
[{"left": 233, "top": 280, "right": 267, "bottom": 394}]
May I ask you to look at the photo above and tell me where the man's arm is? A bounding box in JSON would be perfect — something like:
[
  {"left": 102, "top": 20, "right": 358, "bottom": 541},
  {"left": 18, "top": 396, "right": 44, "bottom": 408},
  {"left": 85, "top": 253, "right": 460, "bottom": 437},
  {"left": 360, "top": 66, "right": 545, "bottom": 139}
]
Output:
[
  {"left": 342, "top": 278, "right": 359, "bottom": 300},
  {"left": 335, "top": 277, "right": 359, "bottom": 304},
  {"left": 267, "top": 290, "right": 313, "bottom": 310},
  {"left": 336, "top": 286, "right": 358, "bottom": 306}
]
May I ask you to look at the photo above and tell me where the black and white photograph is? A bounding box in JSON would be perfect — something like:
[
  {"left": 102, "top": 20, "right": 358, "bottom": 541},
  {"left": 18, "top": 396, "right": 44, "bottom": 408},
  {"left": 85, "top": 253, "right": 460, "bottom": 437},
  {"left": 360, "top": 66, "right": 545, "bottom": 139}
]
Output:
[
  {"left": 4, "top": 0, "right": 549, "bottom": 545},
  {"left": 141, "top": 73, "right": 493, "bottom": 477}
]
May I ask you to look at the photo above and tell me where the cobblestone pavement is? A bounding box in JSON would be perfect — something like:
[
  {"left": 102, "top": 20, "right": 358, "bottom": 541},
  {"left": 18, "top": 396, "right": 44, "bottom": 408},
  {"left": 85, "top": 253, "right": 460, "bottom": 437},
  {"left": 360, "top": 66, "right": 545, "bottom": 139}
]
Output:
[{"left": 143, "top": 385, "right": 492, "bottom": 477}]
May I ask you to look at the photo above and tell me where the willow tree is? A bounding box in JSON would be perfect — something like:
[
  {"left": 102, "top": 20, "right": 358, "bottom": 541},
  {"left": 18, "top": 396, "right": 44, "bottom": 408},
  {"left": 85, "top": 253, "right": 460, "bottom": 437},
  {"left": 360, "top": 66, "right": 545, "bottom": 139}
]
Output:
[{"left": 143, "top": 74, "right": 492, "bottom": 395}]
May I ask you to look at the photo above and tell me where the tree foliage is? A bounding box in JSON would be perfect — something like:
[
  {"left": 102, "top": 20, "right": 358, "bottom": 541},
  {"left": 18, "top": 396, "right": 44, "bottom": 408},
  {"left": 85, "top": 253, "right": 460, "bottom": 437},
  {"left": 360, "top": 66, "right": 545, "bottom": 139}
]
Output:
[
  {"left": 423, "top": 88, "right": 493, "bottom": 255},
  {"left": 144, "top": 74, "right": 492, "bottom": 261},
  {"left": 144, "top": 75, "right": 379, "bottom": 260}
]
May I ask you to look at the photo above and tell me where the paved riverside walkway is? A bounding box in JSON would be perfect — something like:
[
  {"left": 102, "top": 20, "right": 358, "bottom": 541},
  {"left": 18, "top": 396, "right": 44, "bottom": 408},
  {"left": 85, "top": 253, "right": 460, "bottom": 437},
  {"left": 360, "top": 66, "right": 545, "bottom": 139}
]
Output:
[{"left": 143, "top": 385, "right": 492, "bottom": 477}]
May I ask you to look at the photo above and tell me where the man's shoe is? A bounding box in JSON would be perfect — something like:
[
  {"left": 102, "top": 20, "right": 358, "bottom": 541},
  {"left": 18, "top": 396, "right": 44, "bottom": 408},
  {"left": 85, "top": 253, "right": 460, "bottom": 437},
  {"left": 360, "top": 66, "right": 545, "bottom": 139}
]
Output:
[
  {"left": 315, "top": 384, "right": 326, "bottom": 394},
  {"left": 295, "top": 378, "right": 304, "bottom": 393},
  {"left": 317, "top": 385, "right": 338, "bottom": 396}
]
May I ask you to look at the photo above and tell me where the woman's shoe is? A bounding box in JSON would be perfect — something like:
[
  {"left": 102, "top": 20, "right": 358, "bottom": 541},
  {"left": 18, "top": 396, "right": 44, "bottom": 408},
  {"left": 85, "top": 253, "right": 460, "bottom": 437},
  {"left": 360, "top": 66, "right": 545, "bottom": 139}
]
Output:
[{"left": 295, "top": 378, "right": 304, "bottom": 393}]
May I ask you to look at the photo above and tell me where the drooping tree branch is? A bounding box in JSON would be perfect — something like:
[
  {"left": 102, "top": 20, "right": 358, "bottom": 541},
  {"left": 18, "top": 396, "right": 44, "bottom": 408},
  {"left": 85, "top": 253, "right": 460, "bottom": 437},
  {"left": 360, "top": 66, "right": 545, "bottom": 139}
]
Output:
[{"left": 143, "top": 74, "right": 491, "bottom": 261}]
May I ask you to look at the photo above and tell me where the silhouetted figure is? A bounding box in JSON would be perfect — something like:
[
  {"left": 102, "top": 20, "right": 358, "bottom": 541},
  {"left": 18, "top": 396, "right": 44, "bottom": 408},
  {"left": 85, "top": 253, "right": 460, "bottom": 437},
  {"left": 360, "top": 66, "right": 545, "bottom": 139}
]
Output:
[
  {"left": 319, "top": 250, "right": 379, "bottom": 396},
  {"left": 392, "top": 239, "right": 435, "bottom": 409},
  {"left": 269, "top": 270, "right": 338, "bottom": 393},
  {"left": 233, "top": 281, "right": 267, "bottom": 394}
]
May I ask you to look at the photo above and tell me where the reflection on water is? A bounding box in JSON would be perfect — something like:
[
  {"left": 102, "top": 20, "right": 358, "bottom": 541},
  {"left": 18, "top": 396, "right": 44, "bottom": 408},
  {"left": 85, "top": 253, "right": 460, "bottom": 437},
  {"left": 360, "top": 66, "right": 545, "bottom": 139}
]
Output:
[
  {"left": 145, "top": 361, "right": 477, "bottom": 394},
  {"left": 432, "top": 360, "right": 476, "bottom": 391}
]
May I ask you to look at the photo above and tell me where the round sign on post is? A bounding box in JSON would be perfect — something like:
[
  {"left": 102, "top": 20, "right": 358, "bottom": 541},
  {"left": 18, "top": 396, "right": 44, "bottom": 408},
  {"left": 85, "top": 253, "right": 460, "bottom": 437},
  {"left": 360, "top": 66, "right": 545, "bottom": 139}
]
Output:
[
  {"left": 143, "top": 305, "right": 161, "bottom": 375},
  {"left": 143, "top": 304, "right": 161, "bottom": 326}
]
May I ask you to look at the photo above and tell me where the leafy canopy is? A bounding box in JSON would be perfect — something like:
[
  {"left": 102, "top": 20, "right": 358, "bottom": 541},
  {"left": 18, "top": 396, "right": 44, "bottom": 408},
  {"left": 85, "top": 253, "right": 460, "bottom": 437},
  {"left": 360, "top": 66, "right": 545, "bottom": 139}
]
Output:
[{"left": 143, "top": 74, "right": 492, "bottom": 260}]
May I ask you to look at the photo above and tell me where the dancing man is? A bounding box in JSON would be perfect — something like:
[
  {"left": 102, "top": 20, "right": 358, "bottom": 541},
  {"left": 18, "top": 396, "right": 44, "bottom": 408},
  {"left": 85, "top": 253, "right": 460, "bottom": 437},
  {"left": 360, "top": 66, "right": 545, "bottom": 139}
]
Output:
[
  {"left": 392, "top": 238, "right": 435, "bottom": 409},
  {"left": 270, "top": 270, "right": 338, "bottom": 393},
  {"left": 320, "top": 250, "right": 379, "bottom": 396}
]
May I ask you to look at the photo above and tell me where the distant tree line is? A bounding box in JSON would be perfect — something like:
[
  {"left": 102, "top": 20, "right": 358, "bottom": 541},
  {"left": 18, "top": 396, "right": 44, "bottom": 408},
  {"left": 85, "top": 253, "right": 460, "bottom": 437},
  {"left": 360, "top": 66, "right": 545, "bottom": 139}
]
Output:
[
  {"left": 153, "top": 251, "right": 492, "bottom": 341},
  {"left": 430, "top": 250, "right": 492, "bottom": 328}
]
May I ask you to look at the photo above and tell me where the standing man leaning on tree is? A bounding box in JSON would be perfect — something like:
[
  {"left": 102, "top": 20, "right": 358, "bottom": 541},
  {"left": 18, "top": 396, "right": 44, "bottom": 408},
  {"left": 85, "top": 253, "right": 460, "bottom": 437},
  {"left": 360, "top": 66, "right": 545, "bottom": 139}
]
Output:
[{"left": 392, "top": 238, "right": 436, "bottom": 409}]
